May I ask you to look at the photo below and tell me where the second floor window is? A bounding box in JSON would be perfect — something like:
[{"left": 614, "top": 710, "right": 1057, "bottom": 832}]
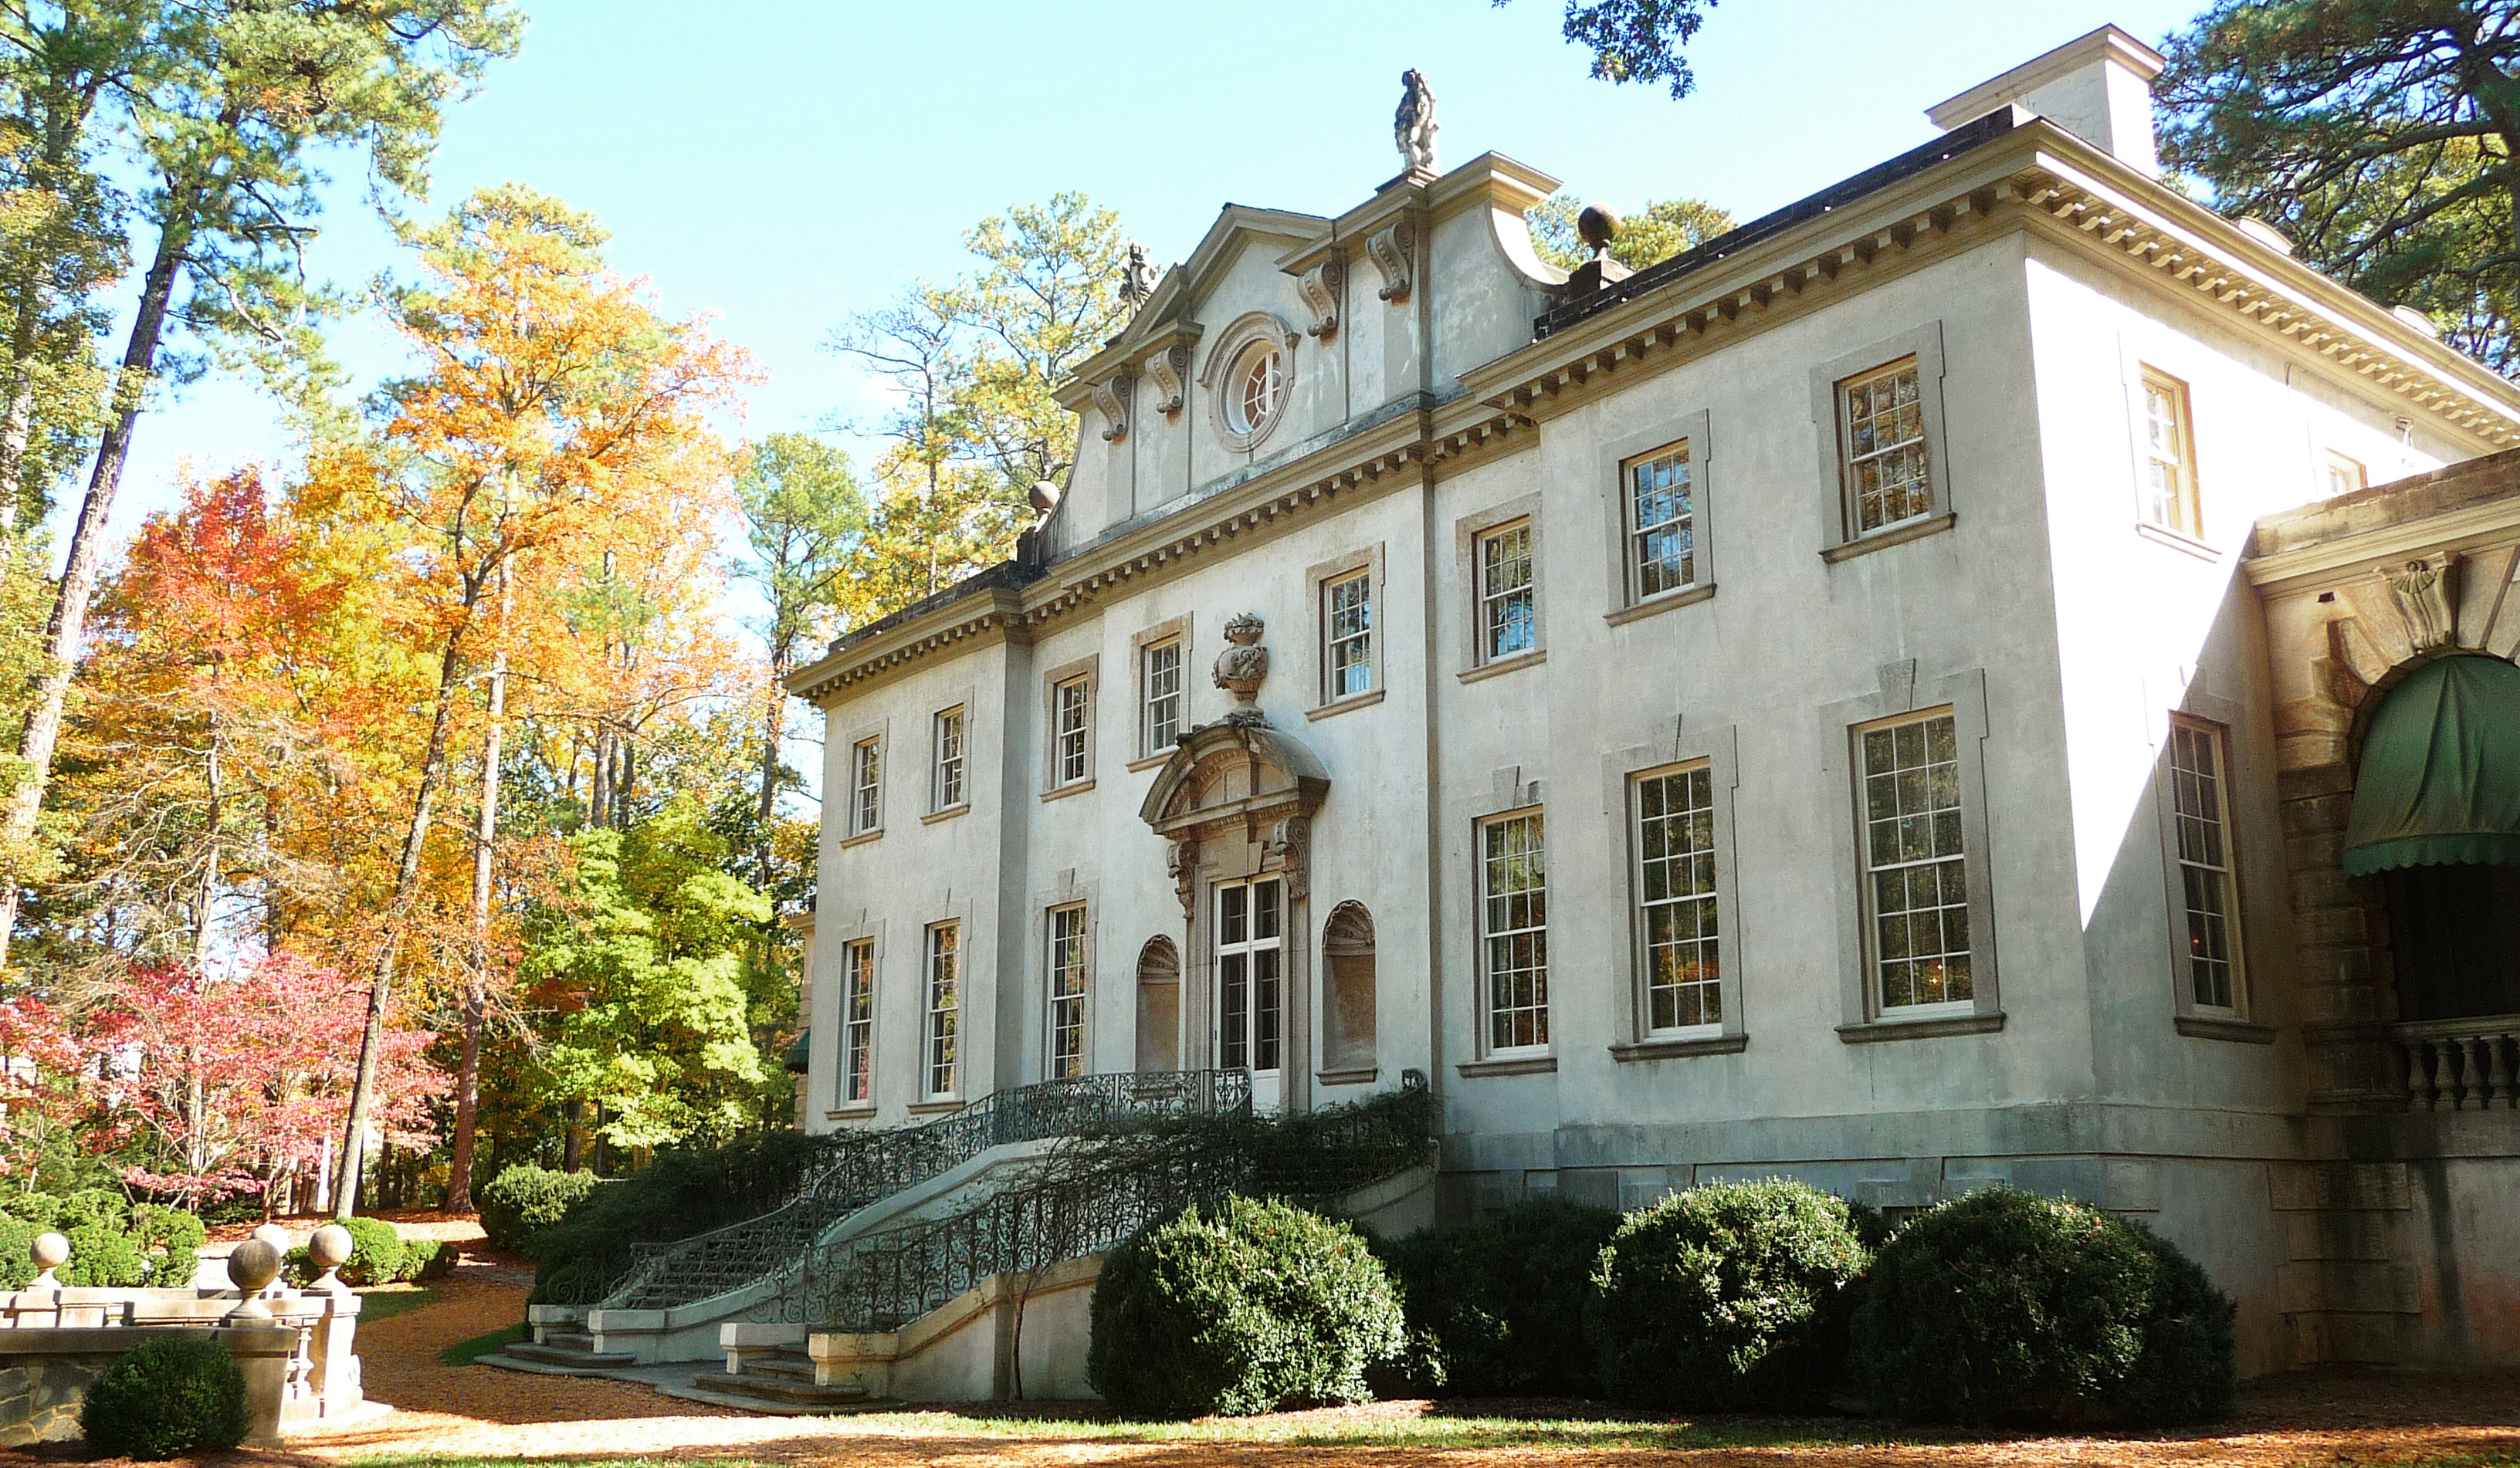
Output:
[
  {"left": 1841, "top": 357, "right": 1931, "bottom": 536},
  {"left": 840, "top": 938, "right": 876, "bottom": 1106},
  {"left": 925, "top": 922, "right": 960, "bottom": 1097},
  {"left": 850, "top": 738, "right": 882, "bottom": 836},
  {"left": 1628, "top": 441, "right": 1697, "bottom": 599},
  {"left": 2170, "top": 719, "right": 2241, "bottom": 1010},
  {"left": 1637, "top": 766, "right": 1721, "bottom": 1032},
  {"left": 932, "top": 707, "right": 966, "bottom": 810},
  {"left": 1478, "top": 521, "right": 1536, "bottom": 661},
  {"left": 1143, "top": 640, "right": 1182, "bottom": 753},
  {"left": 1325, "top": 571, "right": 1372, "bottom": 699},
  {"left": 2142, "top": 369, "right": 2200, "bottom": 537},
  {"left": 1047, "top": 904, "right": 1088, "bottom": 1078},
  {"left": 2325, "top": 450, "right": 2366, "bottom": 500},
  {"left": 1860, "top": 710, "right": 1972, "bottom": 1011},
  {"left": 1054, "top": 677, "right": 1090, "bottom": 786},
  {"left": 1481, "top": 810, "right": 1548, "bottom": 1051}
]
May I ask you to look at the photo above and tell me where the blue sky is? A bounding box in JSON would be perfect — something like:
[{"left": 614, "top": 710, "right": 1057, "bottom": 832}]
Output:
[{"left": 88, "top": 0, "right": 2204, "bottom": 587}]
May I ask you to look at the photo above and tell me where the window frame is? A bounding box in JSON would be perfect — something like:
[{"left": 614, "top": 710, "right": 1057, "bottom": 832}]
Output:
[
  {"left": 848, "top": 736, "right": 884, "bottom": 839},
  {"left": 1810, "top": 322, "right": 1953, "bottom": 561},
  {"left": 2323, "top": 449, "right": 2367, "bottom": 500},
  {"left": 1127, "top": 616, "right": 1192, "bottom": 766},
  {"left": 838, "top": 935, "right": 877, "bottom": 1109},
  {"left": 1142, "top": 638, "right": 1183, "bottom": 754},
  {"left": 2163, "top": 715, "right": 2245, "bottom": 1016},
  {"left": 1045, "top": 901, "right": 1091, "bottom": 1080},
  {"left": 2152, "top": 686, "right": 2270, "bottom": 1043},
  {"left": 923, "top": 920, "right": 960, "bottom": 1101},
  {"left": 836, "top": 717, "right": 889, "bottom": 845},
  {"left": 2137, "top": 366, "right": 2203, "bottom": 540},
  {"left": 1306, "top": 544, "right": 1386, "bottom": 718},
  {"left": 1600, "top": 412, "right": 1716, "bottom": 624},
  {"left": 1475, "top": 805, "right": 1551, "bottom": 1060},
  {"left": 930, "top": 705, "right": 967, "bottom": 815},
  {"left": 1854, "top": 707, "right": 1976, "bottom": 1020},
  {"left": 1039, "top": 654, "right": 1099, "bottom": 798},
  {"left": 1211, "top": 875, "right": 1287, "bottom": 1076},
  {"left": 1455, "top": 496, "right": 1546, "bottom": 680},
  {"left": 1602, "top": 725, "right": 1747, "bottom": 1060},
  {"left": 1821, "top": 665, "right": 2003, "bottom": 1040}
]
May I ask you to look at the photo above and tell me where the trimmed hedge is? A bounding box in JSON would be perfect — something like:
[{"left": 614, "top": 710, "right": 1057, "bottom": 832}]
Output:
[
  {"left": 479, "top": 1163, "right": 605, "bottom": 1253},
  {"left": 337, "top": 1216, "right": 407, "bottom": 1287},
  {"left": 0, "top": 1191, "right": 202, "bottom": 1289},
  {"left": 1088, "top": 1196, "right": 1405, "bottom": 1418},
  {"left": 80, "top": 1337, "right": 250, "bottom": 1458},
  {"left": 1377, "top": 1196, "right": 1619, "bottom": 1396},
  {"left": 1852, "top": 1186, "right": 2237, "bottom": 1426},
  {"left": 1588, "top": 1178, "right": 1871, "bottom": 1411}
]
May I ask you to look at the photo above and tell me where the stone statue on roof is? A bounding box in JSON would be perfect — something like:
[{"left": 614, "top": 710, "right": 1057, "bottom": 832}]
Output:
[
  {"left": 1395, "top": 69, "right": 1438, "bottom": 175},
  {"left": 1119, "top": 242, "right": 1158, "bottom": 311}
]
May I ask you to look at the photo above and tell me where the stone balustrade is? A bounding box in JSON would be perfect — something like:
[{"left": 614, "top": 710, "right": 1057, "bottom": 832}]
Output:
[
  {"left": 2397, "top": 1015, "right": 2520, "bottom": 1111},
  {"left": 0, "top": 1225, "right": 367, "bottom": 1444}
]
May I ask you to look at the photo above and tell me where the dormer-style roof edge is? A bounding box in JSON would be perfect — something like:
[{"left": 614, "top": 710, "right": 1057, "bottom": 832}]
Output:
[
  {"left": 1058, "top": 205, "right": 1328, "bottom": 395},
  {"left": 1277, "top": 151, "right": 1563, "bottom": 278},
  {"left": 1926, "top": 25, "right": 2165, "bottom": 132}
]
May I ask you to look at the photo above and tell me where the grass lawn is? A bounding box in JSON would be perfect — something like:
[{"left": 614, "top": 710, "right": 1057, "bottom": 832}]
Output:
[
  {"left": 354, "top": 1284, "right": 440, "bottom": 1324},
  {"left": 438, "top": 1321, "right": 527, "bottom": 1367}
]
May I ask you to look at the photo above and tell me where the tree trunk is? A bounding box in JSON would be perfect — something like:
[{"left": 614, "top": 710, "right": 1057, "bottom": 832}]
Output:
[
  {"left": 447, "top": 587, "right": 508, "bottom": 1214},
  {"left": 0, "top": 200, "right": 195, "bottom": 966},
  {"left": 754, "top": 651, "right": 788, "bottom": 893},
  {"left": 193, "top": 730, "right": 220, "bottom": 968},
  {"left": 334, "top": 627, "right": 469, "bottom": 1219},
  {"left": 562, "top": 1099, "right": 583, "bottom": 1172}
]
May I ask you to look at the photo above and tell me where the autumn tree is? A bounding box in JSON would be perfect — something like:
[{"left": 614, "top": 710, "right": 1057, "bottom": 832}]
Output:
[
  {"left": 1496, "top": 0, "right": 1726, "bottom": 98},
  {"left": 1526, "top": 189, "right": 1734, "bottom": 272},
  {"left": 2159, "top": 1, "right": 2520, "bottom": 374},
  {"left": 0, "top": 0, "right": 523, "bottom": 966}
]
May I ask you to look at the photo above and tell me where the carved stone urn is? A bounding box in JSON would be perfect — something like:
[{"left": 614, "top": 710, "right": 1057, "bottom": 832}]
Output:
[{"left": 1213, "top": 612, "right": 1271, "bottom": 725}]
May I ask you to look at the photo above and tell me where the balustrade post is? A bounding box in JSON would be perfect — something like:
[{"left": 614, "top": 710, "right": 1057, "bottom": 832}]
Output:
[{"left": 2489, "top": 1034, "right": 2515, "bottom": 1108}]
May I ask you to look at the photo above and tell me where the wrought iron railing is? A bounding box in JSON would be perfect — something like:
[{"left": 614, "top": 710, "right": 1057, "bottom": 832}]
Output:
[
  {"left": 2397, "top": 1015, "right": 2520, "bottom": 1111},
  {"left": 597, "top": 1069, "right": 1252, "bottom": 1311}
]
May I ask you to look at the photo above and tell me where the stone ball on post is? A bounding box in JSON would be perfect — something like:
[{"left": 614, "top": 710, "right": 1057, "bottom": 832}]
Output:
[
  {"left": 308, "top": 1223, "right": 354, "bottom": 1297},
  {"left": 1577, "top": 204, "right": 1621, "bottom": 259},
  {"left": 224, "top": 1237, "right": 282, "bottom": 1321},
  {"left": 29, "top": 1230, "right": 67, "bottom": 1288}
]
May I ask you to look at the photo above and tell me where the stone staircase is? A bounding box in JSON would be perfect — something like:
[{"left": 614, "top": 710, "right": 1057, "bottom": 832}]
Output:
[
  {"left": 680, "top": 1346, "right": 896, "bottom": 1414},
  {"left": 480, "top": 1314, "right": 636, "bottom": 1373}
]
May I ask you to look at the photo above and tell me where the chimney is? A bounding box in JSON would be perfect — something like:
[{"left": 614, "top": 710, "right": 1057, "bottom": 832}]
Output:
[{"left": 1926, "top": 25, "right": 2166, "bottom": 176}]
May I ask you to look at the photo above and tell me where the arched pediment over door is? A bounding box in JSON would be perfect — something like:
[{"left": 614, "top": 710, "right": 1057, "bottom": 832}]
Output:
[{"left": 1139, "top": 721, "right": 1330, "bottom": 910}]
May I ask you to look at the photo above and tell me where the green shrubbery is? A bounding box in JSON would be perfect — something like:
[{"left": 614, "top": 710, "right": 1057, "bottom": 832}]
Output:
[
  {"left": 1377, "top": 1196, "right": 1617, "bottom": 1396},
  {"left": 518, "top": 1131, "right": 848, "bottom": 1304},
  {"left": 1088, "top": 1195, "right": 1404, "bottom": 1418},
  {"left": 1853, "top": 1187, "right": 2237, "bottom": 1426},
  {"left": 336, "top": 1216, "right": 407, "bottom": 1287},
  {"left": 1588, "top": 1179, "right": 1870, "bottom": 1411},
  {"left": 0, "top": 1190, "right": 202, "bottom": 1288},
  {"left": 80, "top": 1337, "right": 250, "bottom": 1457},
  {"left": 479, "top": 1163, "right": 607, "bottom": 1253},
  {"left": 285, "top": 1227, "right": 456, "bottom": 1288}
]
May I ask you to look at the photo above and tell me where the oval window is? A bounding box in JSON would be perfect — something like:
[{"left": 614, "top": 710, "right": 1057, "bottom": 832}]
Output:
[{"left": 1226, "top": 340, "right": 1282, "bottom": 438}]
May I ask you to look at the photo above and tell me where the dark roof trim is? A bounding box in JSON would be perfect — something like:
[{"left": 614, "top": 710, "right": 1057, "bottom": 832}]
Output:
[
  {"left": 1534, "top": 107, "right": 2021, "bottom": 340},
  {"left": 826, "top": 553, "right": 1038, "bottom": 658}
]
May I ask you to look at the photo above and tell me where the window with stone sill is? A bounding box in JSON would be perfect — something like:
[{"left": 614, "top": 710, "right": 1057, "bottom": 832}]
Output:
[
  {"left": 1047, "top": 903, "right": 1089, "bottom": 1079},
  {"left": 2140, "top": 368, "right": 2202, "bottom": 539},
  {"left": 1478, "top": 521, "right": 1537, "bottom": 662},
  {"left": 2325, "top": 450, "right": 2366, "bottom": 500},
  {"left": 1626, "top": 441, "right": 1699, "bottom": 602},
  {"left": 1858, "top": 709, "right": 1973, "bottom": 1012},
  {"left": 1480, "top": 810, "right": 1549, "bottom": 1052},
  {"left": 1636, "top": 763, "right": 1722, "bottom": 1033},
  {"left": 1053, "top": 677, "right": 1091, "bottom": 787},
  {"left": 1323, "top": 570, "right": 1373, "bottom": 701},
  {"left": 924, "top": 921, "right": 960, "bottom": 1098},
  {"left": 839, "top": 938, "right": 876, "bottom": 1106},
  {"left": 849, "top": 737, "right": 882, "bottom": 837},
  {"left": 2168, "top": 717, "right": 2244, "bottom": 1012},
  {"left": 1840, "top": 357, "right": 1933, "bottom": 538},
  {"left": 932, "top": 706, "right": 966, "bottom": 811},
  {"left": 1143, "top": 639, "right": 1183, "bottom": 756}
]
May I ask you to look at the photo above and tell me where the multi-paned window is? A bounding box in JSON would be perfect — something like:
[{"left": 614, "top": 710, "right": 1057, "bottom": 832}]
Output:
[
  {"left": 2325, "top": 450, "right": 2366, "bottom": 500},
  {"left": 1214, "top": 877, "right": 1283, "bottom": 1073},
  {"left": 1480, "top": 811, "right": 1548, "bottom": 1050},
  {"left": 2169, "top": 719, "right": 2241, "bottom": 1010},
  {"left": 849, "top": 737, "right": 882, "bottom": 837},
  {"left": 1840, "top": 357, "right": 1932, "bottom": 536},
  {"left": 2141, "top": 369, "right": 2200, "bottom": 537},
  {"left": 1047, "top": 904, "right": 1088, "bottom": 1078},
  {"left": 932, "top": 706, "right": 966, "bottom": 811},
  {"left": 924, "top": 922, "right": 960, "bottom": 1097},
  {"left": 1477, "top": 521, "right": 1536, "bottom": 661},
  {"left": 839, "top": 938, "right": 876, "bottom": 1106},
  {"left": 1636, "top": 766, "right": 1720, "bottom": 1032},
  {"left": 1626, "top": 441, "right": 1697, "bottom": 600},
  {"left": 1052, "top": 677, "right": 1090, "bottom": 787},
  {"left": 1143, "top": 639, "right": 1182, "bottom": 754},
  {"left": 1859, "top": 711, "right": 1972, "bottom": 1010},
  {"left": 1324, "top": 571, "right": 1373, "bottom": 699}
]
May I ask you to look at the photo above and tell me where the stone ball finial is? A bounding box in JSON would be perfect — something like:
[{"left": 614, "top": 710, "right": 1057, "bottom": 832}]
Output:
[
  {"left": 226, "top": 1237, "right": 282, "bottom": 1295},
  {"left": 29, "top": 1231, "right": 68, "bottom": 1285},
  {"left": 1577, "top": 204, "right": 1621, "bottom": 259},
  {"left": 308, "top": 1224, "right": 352, "bottom": 1271},
  {"left": 1028, "top": 480, "right": 1062, "bottom": 514},
  {"left": 251, "top": 1223, "right": 291, "bottom": 1255}
]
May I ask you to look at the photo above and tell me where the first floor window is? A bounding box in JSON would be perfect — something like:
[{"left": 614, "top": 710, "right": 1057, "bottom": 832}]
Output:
[
  {"left": 1325, "top": 571, "right": 1372, "bottom": 698},
  {"left": 1143, "top": 639, "right": 1182, "bottom": 753},
  {"left": 1627, "top": 441, "right": 1697, "bottom": 599},
  {"left": 1053, "top": 677, "right": 1090, "bottom": 786},
  {"left": 1214, "top": 877, "right": 1284, "bottom": 1073},
  {"left": 1637, "top": 765, "right": 1720, "bottom": 1031},
  {"left": 2141, "top": 368, "right": 2200, "bottom": 537},
  {"left": 933, "top": 707, "right": 966, "bottom": 810},
  {"left": 1478, "top": 521, "right": 1536, "bottom": 661},
  {"left": 1841, "top": 357, "right": 1931, "bottom": 536},
  {"left": 1860, "top": 710, "right": 1971, "bottom": 1010},
  {"left": 840, "top": 938, "right": 876, "bottom": 1105},
  {"left": 925, "top": 922, "right": 960, "bottom": 1096},
  {"left": 1048, "top": 904, "right": 1088, "bottom": 1078},
  {"left": 850, "top": 737, "right": 882, "bottom": 835},
  {"left": 2170, "top": 719, "right": 2241, "bottom": 1010},
  {"left": 1480, "top": 810, "right": 1548, "bottom": 1050}
]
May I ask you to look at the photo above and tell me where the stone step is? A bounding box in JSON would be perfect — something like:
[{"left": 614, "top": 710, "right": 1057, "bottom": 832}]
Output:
[
  {"left": 501, "top": 1341, "right": 640, "bottom": 1369},
  {"left": 692, "top": 1369, "right": 870, "bottom": 1408},
  {"left": 655, "top": 1378, "right": 903, "bottom": 1417},
  {"left": 540, "top": 1331, "right": 599, "bottom": 1351},
  {"left": 740, "top": 1355, "right": 817, "bottom": 1382}
]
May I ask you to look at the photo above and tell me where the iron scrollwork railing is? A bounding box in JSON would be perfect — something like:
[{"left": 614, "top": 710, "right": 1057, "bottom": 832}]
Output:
[{"left": 600, "top": 1069, "right": 1252, "bottom": 1310}]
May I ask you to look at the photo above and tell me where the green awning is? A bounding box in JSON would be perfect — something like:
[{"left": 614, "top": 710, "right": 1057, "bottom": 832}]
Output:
[
  {"left": 783, "top": 1029, "right": 811, "bottom": 1074},
  {"left": 2342, "top": 655, "right": 2520, "bottom": 877}
]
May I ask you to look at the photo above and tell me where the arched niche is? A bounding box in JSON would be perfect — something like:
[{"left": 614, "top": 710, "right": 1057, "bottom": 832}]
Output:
[
  {"left": 1135, "top": 936, "right": 1182, "bottom": 1073},
  {"left": 1322, "top": 902, "right": 1377, "bottom": 1081}
]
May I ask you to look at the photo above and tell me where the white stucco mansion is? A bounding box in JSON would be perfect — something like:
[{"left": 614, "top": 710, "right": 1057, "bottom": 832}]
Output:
[{"left": 790, "top": 28, "right": 2520, "bottom": 1375}]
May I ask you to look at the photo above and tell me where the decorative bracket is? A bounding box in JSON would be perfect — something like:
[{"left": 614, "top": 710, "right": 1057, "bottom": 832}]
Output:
[
  {"left": 1092, "top": 372, "right": 1135, "bottom": 443},
  {"left": 2383, "top": 553, "right": 2458, "bottom": 652},
  {"left": 1299, "top": 257, "right": 1343, "bottom": 339},
  {"left": 1167, "top": 838, "right": 1201, "bottom": 918},
  {"left": 1268, "top": 817, "right": 1311, "bottom": 902},
  {"left": 1145, "top": 344, "right": 1190, "bottom": 418},
  {"left": 1367, "top": 222, "right": 1414, "bottom": 303}
]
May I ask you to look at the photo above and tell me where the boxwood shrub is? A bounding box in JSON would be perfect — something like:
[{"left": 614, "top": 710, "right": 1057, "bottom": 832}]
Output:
[
  {"left": 1377, "top": 1196, "right": 1619, "bottom": 1396},
  {"left": 337, "top": 1216, "right": 407, "bottom": 1287},
  {"left": 0, "top": 1191, "right": 202, "bottom": 1288},
  {"left": 1852, "top": 1186, "right": 2237, "bottom": 1426},
  {"left": 479, "top": 1163, "right": 605, "bottom": 1253},
  {"left": 1088, "top": 1195, "right": 1404, "bottom": 1418},
  {"left": 81, "top": 1337, "right": 250, "bottom": 1458},
  {"left": 1587, "top": 1178, "right": 1871, "bottom": 1411}
]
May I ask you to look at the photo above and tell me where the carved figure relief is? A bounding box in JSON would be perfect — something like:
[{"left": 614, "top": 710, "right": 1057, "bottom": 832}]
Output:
[
  {"left": 1092, "top": 372, "right": 1134, "bottom": 443},
  {"left": 1268, "top": 816, "right": 1311, "bottom": 901},
  {"left": 2385, "top": 553, "right": 2459, "bottom": 652},
  {"left": 1120, "top": 241, "right": 1159, "bottom": 310},
  {"left": 1299, "top": 257, "right": 1343, "bottom": 339},
  {"left": 1367, "top": 222, "right": 1414, "bottom": 303},
  {"left": 1394, "top": 69, "right": 1438, "bottom": 174},
  {"left": 1167, "top": 837, "right": 1201, "bottom": 918},
  {"left": 1146, "top": 343, "right": 1190, "bottom": 417},
  {"left": 1213, "top": 612, "right": 1271, "bottom": 724}
]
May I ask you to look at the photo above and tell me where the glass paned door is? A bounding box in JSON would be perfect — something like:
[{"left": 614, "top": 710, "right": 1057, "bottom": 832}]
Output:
[{"left": 1214, "top": 876, "right": 1285, "bottom": 1110}]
